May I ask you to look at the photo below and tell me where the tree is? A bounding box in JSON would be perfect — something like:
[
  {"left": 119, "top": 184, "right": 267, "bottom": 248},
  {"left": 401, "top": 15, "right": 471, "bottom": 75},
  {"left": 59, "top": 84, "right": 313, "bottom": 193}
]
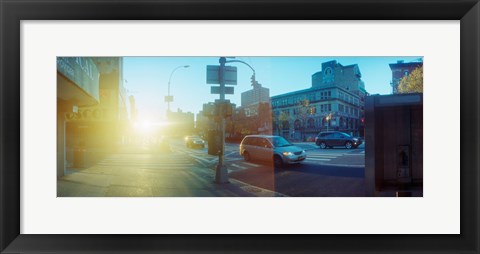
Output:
[
  {"left": 296, "top": 99, "right": 313, "bottom": 140},
  {"left": 397, "top": 66, "right": 423, "bottom": 93},
  {"left": 257, "top": 102, "right": 273, "bottom": 134},
  {"left": 273, "top": 110, "right": 288, "bottom": 136}
]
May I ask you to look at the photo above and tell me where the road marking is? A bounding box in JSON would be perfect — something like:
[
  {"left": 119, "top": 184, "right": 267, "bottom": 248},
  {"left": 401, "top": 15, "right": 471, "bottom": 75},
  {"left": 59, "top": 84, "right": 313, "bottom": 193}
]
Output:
[
  {"left": 188, "top": 154, "right": 216, "bottom": 163},
  {"left": 224, "top": 158, "right": 244, "bottom": 162},
  {"left": 98, "top": 163, "right": 194, "bottom": 166},
  {"left": 225, "top": 151, "right": 238, "bottom": 157},
  {"left": 230, "top": 163, "right": 247, "bottom": 170},
  {"left": 306, "top": 158, "right": 331, "bottom": 161},
  {"left": 306, "top": 155, "right": 338, "bottom": 159},
  {"left": 242, "top": 162, "right": 261, "bottom": 167}
]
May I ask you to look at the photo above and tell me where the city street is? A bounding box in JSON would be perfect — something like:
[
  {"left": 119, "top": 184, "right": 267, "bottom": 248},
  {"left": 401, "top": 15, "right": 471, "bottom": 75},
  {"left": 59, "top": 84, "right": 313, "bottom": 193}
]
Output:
[
  {"left": 171, "top": 138, "right": 366, "bottom": 197},
  {"left": 58, "top": 137, "right": 367, "bottom": 197},
  {"left": 58, "top": 143, "right": 283, "bottom": 197}
]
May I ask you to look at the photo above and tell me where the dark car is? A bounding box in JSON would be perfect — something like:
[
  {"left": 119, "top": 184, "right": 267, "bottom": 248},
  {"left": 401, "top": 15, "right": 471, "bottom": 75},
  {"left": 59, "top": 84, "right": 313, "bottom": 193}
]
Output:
[
  {"left": 185, "top": 136, "right": 205, "bottom": 148},
  {"left": 315, "top": 131, "right": 362, "bottom": 149}
]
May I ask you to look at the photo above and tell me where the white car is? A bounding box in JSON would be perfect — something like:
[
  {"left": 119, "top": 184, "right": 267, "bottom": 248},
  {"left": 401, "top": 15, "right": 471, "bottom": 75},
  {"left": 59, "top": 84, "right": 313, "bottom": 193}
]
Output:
[{"left": 239, "top": 135, "right": 306, "bottom": 167}]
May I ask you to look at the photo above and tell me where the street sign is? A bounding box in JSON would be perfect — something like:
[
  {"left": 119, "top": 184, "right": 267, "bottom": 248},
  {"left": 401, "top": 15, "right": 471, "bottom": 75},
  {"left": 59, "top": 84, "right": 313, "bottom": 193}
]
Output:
[
  {"left": 211, "top": 86, "right": 234, "bottom": 94},
  {"left": 206, "top": 65, "right": 237, "bottom": 85},
  {"left": 224, "top": 66, "right": 237, "bottom": 85},
  {"left": 206, "top": 65, "right": 219, "bottom": 84},
  {"left": 164, "top": 95, "right": 173, "bottom": 102}
]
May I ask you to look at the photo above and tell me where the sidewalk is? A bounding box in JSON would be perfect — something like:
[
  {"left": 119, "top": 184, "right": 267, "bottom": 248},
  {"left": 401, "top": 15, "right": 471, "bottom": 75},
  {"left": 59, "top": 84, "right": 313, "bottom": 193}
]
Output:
[{"left": 57, "top": 152, "right": 286, "bottom": 197}]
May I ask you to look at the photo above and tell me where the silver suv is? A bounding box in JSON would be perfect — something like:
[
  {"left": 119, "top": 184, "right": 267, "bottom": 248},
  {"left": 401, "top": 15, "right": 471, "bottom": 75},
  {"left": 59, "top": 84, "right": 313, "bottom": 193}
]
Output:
[{"left": 239, "top": 135, "right": 306, "bottom": 167}]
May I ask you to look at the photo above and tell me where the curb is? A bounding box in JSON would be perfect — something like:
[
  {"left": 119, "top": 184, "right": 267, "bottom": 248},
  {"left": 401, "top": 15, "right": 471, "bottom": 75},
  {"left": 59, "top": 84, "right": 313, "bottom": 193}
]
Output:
[{"left": 228, "top": 178, "right": 289, "bottom": 197}]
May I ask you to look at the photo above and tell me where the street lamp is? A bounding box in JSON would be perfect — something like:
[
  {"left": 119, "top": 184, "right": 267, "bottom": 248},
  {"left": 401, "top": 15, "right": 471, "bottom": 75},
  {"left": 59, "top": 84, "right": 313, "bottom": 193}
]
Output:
[
  {"left": 326, "top": 113, "right": 332, "bottom": 131},
  {"left": 166, "top": 65, "right": 189, "bottom": 112}
]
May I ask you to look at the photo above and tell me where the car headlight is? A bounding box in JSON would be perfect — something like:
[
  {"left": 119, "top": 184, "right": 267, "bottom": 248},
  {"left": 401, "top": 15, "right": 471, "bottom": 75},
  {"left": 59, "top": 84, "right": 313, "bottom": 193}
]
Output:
[{"left": 282, "top": 151, "right": 293, "bottom": 156}]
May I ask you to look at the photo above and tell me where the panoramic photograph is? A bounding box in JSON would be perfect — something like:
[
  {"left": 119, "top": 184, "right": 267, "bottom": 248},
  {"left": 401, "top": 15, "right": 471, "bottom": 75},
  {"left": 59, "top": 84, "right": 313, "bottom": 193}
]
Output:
[{"left": 56, "top": 56, "right": 423, "bottom": 197}]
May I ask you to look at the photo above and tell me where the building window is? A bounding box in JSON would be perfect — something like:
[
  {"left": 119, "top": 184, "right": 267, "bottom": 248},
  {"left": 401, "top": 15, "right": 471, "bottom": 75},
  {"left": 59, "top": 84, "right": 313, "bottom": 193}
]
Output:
[
  {"left": 339, "top": 104, "right": 344, "bottom": 112},
  {"left": 307, "top": 118, "right": 315, "bottom": 128},
  {"left": 294, "top": 119, "right": 302, "bottom": 130}
]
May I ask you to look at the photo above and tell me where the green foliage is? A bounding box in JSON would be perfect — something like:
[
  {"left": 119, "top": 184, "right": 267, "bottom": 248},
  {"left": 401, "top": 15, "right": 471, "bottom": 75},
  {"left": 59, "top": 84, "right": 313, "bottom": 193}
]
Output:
[
  {"left": 397, "top": 66, "right": 423, "bottom": 93},
  {"left": 273, "top": 110, "right": 289, "bottom": 134}
]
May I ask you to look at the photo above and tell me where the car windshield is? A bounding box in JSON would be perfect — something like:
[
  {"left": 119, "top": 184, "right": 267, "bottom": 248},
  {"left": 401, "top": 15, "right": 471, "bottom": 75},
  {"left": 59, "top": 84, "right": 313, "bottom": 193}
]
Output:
[{"left": 269, "top": 136, "right": 292, "bottom": 147}]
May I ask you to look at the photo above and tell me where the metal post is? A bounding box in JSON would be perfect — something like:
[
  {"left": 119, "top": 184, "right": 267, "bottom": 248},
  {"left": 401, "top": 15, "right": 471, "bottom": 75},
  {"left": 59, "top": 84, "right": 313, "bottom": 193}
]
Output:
[
  {"left": 166, "top": 65, "right": 189, "bottom": 113},
  {"left": 167, "top": 80, "right": 171, "bottom": 112},
  {"left": 215, "top": 57, "right": 229, "bottom": 183}
]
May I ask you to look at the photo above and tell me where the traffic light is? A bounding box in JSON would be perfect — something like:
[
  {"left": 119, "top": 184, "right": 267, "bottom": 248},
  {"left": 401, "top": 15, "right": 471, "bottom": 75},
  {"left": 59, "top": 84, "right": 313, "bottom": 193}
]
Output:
[
  {"left": 224, "top": 103, "right": 233, "bottom": 117},
  {"left": 207, "top": 130, "right": 222, "bottom": 155},
  {"left": 214, "top": 102, "right": 233, "bottom": 118},
  {"left": 251, "top": 74, "right": 257, "bottom": 87}
]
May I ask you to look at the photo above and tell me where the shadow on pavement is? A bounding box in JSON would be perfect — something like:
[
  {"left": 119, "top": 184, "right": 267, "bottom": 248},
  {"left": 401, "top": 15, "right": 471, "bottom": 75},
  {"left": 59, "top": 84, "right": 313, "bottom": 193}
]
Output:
[{"left": 286, "top": 163, "right": 364, "bottom": 178}]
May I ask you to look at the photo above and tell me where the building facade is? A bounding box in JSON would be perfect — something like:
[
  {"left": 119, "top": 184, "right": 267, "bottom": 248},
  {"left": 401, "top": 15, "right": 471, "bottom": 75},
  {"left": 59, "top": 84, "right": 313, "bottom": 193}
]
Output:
[
  {"left": 57, "top": 57, "right": 101, "bottom": 177},
  {"left": 389, "top": 60, "right": 423, "bottom": 94},
  {"left": 60, "top": 57, "right": 131, "bottom": 173},
  {"left": 167, "top": 109, "right": 195, "bottom": 137},
  {"left": 240, "top": 82, "right": 270, "bottom": 117},
  {"left": 271, "top": 60, "right": 367, "bottom": 140}
]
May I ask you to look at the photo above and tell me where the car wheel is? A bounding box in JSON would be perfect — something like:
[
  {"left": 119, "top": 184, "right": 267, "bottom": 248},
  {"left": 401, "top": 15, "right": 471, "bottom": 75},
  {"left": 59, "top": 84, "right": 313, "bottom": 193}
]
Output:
[
  {"left": 319, "top": 142, "right": 327, "bottom": 149},
  {"left": 243, "top": 151, "right": 251, "bottom": 161},
  {"left": 345, "top": 141, "right": 353, "bottom": 149},
  {"left": 274, "top": 155, "right": 284, "bottom": 168}
]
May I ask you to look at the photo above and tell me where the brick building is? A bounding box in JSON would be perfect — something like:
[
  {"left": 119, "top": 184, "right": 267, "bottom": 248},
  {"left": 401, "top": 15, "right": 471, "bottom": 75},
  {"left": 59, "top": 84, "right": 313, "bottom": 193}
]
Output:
[{"left": 389, "top": 60, "right": 423, "bottom": 94}]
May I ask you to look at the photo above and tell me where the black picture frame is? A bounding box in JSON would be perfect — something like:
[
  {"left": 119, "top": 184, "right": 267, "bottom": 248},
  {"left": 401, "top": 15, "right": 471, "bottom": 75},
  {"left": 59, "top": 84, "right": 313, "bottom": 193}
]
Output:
[{"left": 1, "top": 0, "right": 479, "bottom": 253}]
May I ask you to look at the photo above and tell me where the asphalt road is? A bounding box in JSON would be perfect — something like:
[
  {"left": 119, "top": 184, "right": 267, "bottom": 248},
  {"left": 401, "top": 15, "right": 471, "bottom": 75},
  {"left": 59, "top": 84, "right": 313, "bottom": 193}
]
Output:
[{"left": 171, "top": 138, "right": 367, "bottom": 197}]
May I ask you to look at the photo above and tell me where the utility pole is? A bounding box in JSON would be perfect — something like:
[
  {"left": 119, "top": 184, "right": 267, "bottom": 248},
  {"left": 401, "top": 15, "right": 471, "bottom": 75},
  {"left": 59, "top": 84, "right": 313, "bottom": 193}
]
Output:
[
  {"left": 207, "top": 57, "right": 255, "bottom": 184},
  {"left": 215, "top": 57, "right": 229, "bottom": 183}
]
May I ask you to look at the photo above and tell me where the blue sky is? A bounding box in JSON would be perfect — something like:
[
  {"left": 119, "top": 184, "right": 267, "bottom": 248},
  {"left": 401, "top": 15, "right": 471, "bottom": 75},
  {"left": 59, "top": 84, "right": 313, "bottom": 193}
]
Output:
[{"left": 123, "top": 56, "right": 422, "bottom": 122}]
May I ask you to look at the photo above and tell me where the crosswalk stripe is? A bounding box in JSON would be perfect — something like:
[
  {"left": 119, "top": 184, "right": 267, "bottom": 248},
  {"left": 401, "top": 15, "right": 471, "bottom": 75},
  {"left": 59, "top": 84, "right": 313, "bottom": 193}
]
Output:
[
  {"left": 100, "top": 163, "right": 194, "bottom": 166},
  {"left": 98, "top": 162, "right": 193, "bottom": 165},
  {"left": 306, "top": 158, "right": 331, "bottom": 161},
  {"left": 96, "top": 164, "right": 193, "bottom": 169},
  {"left": 242, "top": 162, "right": 261, "bottom": 167},
  {"left": 307, "top": 155, "right": 338, "bottom": 159},
  {"left": 230, "top": 163, "right": 247, "bottom": 170}
]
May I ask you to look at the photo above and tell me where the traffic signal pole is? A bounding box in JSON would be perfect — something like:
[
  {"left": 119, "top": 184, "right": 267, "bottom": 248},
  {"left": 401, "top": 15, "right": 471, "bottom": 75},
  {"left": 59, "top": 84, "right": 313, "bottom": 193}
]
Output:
[
  {"left": 215, "top": 57, "right": 229, "bottom": 183},
  {"left": 213, "top": 57, "right": 255, "bottom": 184}
]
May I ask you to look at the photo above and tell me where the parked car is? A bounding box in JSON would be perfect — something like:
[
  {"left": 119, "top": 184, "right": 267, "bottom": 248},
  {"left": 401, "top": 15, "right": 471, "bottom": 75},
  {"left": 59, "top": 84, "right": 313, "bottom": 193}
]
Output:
[
  {"left": 185, "top": 136, "right": 205, "bottom": 148},
  {"left": 239, "top": 135, "right": 306, "bottom": 167},
  {"left": 315, "top": 131, "right": 362, "bottom": 149}
]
